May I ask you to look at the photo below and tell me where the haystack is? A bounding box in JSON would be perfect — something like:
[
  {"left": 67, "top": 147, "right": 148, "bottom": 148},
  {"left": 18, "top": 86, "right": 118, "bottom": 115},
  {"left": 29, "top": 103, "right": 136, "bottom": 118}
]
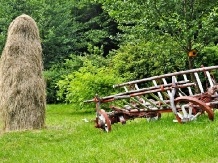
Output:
[{"left": 0, "top": 14, "right": 46, "bottom": 132}]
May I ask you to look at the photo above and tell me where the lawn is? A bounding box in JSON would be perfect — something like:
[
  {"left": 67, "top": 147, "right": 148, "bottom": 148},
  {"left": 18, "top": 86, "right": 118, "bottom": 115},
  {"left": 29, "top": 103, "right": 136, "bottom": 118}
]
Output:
[{"left": 0, "top": 104, "right": 218, "bottom": 163}]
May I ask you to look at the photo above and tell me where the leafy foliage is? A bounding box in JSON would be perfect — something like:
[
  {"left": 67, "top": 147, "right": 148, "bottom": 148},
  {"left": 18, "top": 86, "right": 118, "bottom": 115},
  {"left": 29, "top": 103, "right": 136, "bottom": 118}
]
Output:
[
  {"left": 110, "top": 36, "right": 186, "bottom": 82},
  {"left": 43, "top": 54, "right": 83, "bottom": 104},
  {"left": 100, "top": 0, "right": 218, "bottom": 69},
  {"left": 72, "top": 3, "right": 119, "bottom": 56},
  {"left": 195, "top": 45, "right": 218, "bottom": 68},
  {"left": 1, "top": 0, "right": 218, "bottom": 105},
  {"left": 57, "top": 54, "right": 123, "bottom": 109},
  {"left": 0, "top": 1, "right": 119, "bottom": 70},
  {"left": 38, "top": 0, "right": 74, "bottom": 69},
  {"left": 0, "top": 0, "right": 44, "bottom": 52}
]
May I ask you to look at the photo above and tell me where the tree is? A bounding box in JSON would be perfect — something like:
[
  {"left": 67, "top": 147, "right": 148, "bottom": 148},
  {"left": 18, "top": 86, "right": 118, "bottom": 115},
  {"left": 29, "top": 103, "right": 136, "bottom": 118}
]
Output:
[
  {"left": 100, "top": 0, "right": 218, "bottom": 69},
  {"left": 36, "top": 0, "right": 74, "bottom": 69},
  {"left": 38, "top": 1, "right": 119, "bottom": 69},
  {"left": 0, "top": 0, "right": 120, "bottom": 70},
  {"left": 0, "top": 0, "right": 44, "bottom": 53},
  {"left": 71, "top": 2, "right": 119, "bottom": 57},
  {"left": 98, "top": 0, "right": 218, "bottom": 93}
]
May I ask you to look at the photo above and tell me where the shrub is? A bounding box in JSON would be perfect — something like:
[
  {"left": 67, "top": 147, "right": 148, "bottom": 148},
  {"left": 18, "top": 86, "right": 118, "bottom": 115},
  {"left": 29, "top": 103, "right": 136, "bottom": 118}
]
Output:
[
  {"left": 110, "top": 39, "right": 186, "bottom": 82},
  {"left": 57, "top": 55, "right": 124, "bottom": 110},
  {"left": 44, "top": 54, "right": 83, "bottom": 104}
]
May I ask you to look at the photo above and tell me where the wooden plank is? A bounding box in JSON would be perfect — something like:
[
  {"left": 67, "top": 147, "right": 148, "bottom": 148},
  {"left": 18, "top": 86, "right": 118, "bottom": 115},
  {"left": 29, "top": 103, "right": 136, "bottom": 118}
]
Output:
[{"left": 113, "top": 66, "right": 218, "bottom": 88}]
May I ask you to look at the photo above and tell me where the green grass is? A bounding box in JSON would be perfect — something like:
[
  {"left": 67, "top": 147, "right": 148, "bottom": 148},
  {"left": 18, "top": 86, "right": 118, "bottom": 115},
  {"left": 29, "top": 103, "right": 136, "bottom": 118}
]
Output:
[{"left": 0, "top": 104, "right": 218, "bottom": 163}]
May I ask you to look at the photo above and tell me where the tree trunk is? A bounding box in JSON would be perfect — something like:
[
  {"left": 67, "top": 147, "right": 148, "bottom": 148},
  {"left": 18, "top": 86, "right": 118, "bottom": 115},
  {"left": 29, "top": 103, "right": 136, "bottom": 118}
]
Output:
[{"left": 188, "top": 55, "right": 200, "bottom": 94}]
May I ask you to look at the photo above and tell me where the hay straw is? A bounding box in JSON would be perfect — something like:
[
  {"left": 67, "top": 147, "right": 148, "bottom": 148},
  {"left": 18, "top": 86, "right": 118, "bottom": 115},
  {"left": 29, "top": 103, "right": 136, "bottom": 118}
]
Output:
[{"left": 0, "top": 14, "right": 46, "bottom": 132}]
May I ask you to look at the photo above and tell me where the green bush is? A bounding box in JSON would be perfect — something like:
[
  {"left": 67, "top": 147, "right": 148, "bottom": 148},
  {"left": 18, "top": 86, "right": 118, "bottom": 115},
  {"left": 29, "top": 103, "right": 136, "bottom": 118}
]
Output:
[
  {"left": 110, "top": 39, "right": 186, "bottom": 82},
  {"left": 195, "top": 45, "right": 218, "bottom": 67},
  {"left": 57, "top": 55, "right": 124, "bottom": 110},
  {"left": 43, "top": 54, "right": 83, "bottom": 104}
]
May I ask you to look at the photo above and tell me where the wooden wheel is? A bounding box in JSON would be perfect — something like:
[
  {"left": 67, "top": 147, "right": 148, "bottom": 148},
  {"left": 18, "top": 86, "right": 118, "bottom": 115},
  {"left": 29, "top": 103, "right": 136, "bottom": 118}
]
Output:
[
  {"left": 96, "top": 109, "right": 111, "bottom": 132},
  {"left": 174, "top": 96, "right": 214, "bottom": 123}
]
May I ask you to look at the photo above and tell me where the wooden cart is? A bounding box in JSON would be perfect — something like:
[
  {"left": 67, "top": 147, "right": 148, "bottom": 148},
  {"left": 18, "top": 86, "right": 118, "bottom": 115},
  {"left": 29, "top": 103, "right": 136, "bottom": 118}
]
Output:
[{"left": 85, "top": 66, "right": 218, "bottom": 132}]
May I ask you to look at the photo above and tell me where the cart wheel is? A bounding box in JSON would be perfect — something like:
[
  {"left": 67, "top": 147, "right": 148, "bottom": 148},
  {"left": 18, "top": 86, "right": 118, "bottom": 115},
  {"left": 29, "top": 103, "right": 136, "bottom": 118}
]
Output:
[
  {"left": 174, "top": 96, "right": 214, "bottom": 123},
  {"left": 96, "top": 109, "right": 111, "bottom": 132}
]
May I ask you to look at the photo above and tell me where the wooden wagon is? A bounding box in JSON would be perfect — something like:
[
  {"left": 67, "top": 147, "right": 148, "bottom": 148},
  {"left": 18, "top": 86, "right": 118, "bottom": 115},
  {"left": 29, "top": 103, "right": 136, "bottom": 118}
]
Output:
[{"left": 85, "top": 65, "right": 218, "bottom": 132}]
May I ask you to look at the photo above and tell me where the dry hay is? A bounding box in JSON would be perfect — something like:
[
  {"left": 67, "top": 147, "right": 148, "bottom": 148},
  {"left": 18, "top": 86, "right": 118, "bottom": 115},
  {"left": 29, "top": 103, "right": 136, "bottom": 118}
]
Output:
[{"left": 0, "top": 14, "right": 46, "bottom": 132}]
